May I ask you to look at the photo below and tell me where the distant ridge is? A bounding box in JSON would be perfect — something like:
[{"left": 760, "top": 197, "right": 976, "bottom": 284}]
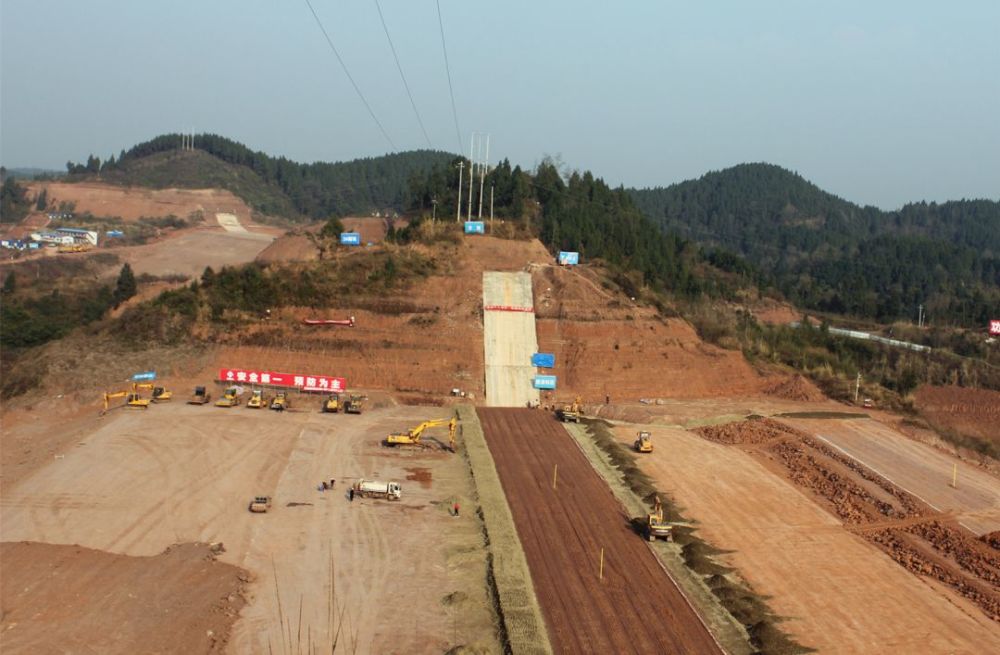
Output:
[
  {"left": 66, "top": 133, "right": 457, "bottom": 220},
  {"left": 630, "top": 163, "right": 1000, "bottom": 324}
]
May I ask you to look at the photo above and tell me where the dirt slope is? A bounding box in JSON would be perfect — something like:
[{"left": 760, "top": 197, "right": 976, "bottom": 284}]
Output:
[
  {"left": 0, "top": 541, "right": 247, "bottom": 653},
  {"left": 915, "top": 385, "right": 1000, "bottom": 444},
  {"left": 26, "top": 181, "right": 253, "bottom": 222}
]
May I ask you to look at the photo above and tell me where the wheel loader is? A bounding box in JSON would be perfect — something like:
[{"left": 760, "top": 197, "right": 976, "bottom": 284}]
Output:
[
  {"left": 634, "top": 431, "right": 653, "bottom": 453},
  {"left": 555, "top": 396, "right": 582, "bottom": 422}
]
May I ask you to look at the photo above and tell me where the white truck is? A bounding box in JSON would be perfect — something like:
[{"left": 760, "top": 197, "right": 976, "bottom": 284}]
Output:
[{"left": 353, "top": 479, "right": 402, "bottom": 500}]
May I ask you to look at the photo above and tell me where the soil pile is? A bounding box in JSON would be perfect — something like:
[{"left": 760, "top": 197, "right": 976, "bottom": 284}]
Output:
[
  {"left": 762, "top": 374, "right": 825, "bottom": 402},
  {"left": 695, "top": 416, "right": 806, "bottom": 445},
  {"left": 0, "top": 541, "right": 249, "bottom": 653}
]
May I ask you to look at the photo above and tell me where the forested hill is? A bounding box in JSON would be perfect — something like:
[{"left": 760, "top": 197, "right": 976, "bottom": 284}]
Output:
[
  {"left": 67, "top": 134, "right": 455, "bottom": 219},
  {"left": 630, "top": 164, "right": 1000, "bottom": 326}
]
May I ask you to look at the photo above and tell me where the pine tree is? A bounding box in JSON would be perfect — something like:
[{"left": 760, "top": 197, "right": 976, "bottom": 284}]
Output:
[{"left": 113, "top": 263, "right": 137, "bottom": 307}]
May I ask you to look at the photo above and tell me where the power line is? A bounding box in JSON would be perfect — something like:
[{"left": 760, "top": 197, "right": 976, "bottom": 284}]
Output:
[
  {"left": 303, "top": 0, "right": 396, "bottom": 151},
  {"left": 374, "top": 0, "right": 432, "bottom": 148},
  {"left": 435, "top": 0, "right": 462, "bottom": 151}
]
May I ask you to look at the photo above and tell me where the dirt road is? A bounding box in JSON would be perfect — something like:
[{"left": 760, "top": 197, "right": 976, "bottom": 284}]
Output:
[
  {"left": 477, "top": 408, "right": 722, "bottom": 654},
  {"left": 1, "top": 403, "right": 498, "bottom": 654},
  {"left": 483, "top": 272, "right": 540, "bottom": 407},
  {"left": 783, "top": 416, "right": 1000, "bottom": 535},
  {"left": 617, "top": 424, "right": 1000, "bottom": 654}
]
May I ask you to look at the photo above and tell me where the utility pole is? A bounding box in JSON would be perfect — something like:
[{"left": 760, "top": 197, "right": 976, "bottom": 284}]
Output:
[
  {"left": 489, "top": 184, "right": 494, "bottom": 230},
  {"left": 467, "top": 133, "right": 476, "bottom": 221},
  {"left": 431, "top": 198, "right": 437, "bottom": 226},
  {"left": 918, "top": 304, "right": 924, "bottom": 328},
  {"left": 854, "top": 372, "right": 861, "bottom": 403},
  {"left": 478, "top": 134, "right": 489, "bottom": 219},
  {"left": 456, "top": 162, "right": 464, "bottom": 223}
]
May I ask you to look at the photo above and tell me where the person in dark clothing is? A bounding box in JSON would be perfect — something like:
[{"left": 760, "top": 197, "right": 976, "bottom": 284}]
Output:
[{"left": 349, "top": 488, "right": 354, "bottom": 502}]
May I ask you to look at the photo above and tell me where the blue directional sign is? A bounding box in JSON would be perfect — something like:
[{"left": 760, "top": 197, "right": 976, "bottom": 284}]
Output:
[
  {"left": 464, "top": 221, "right": 485, "bottom": 234},
  {"left": 132, "top": 371, "right": 157, "bottom": 382},
  {"left": 558, "top": 251, "right": 579, "bottom": 265},
  {"left": 533, "top": 375, "right": 557, "bottom": 390},
  {"left": 531, "top": 353, "right": 556, "bottom": 368},
  {"left": 340, "top": 232, "right": 361, "bottom": 246}
]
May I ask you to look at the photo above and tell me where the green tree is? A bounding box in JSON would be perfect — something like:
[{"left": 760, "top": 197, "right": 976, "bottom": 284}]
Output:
[
  {"left": 35, "top": 189, "right": 48, "bottom": 211},
  {"left": 320, "top": 217, "right": 345, "bottom": 239},
  {"left": 113, "top": 263, "right": 137, "bottom": 307}
]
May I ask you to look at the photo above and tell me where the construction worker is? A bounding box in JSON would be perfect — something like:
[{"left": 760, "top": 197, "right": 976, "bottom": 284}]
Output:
[
  {"left": 452, "top": 501, "right": 460, "bottom": 517},
  {"left": 349, "top": 488, "right": 354, "bottom": 502}
]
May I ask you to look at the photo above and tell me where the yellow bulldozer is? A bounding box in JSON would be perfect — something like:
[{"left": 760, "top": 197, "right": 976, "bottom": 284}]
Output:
[
  {"left": 215, "top": 387, "right": 241, "bottom": 407},
  {"left": 133, "top": 382, "right": 172, "bottom": 402},
  {"left": 385, "top": 417, "right": 457, "bottom": 449},
  {"left": 634, "top": 431, "right": 653, "bottom": 453},
  {"left": 646, "top": 496, "right": 673, "bottom": 542}
]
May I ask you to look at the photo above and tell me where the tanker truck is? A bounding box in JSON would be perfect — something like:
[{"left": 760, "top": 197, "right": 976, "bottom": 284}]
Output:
[{"left": 352, "top": 479, "right": 402, "bottom": 500}]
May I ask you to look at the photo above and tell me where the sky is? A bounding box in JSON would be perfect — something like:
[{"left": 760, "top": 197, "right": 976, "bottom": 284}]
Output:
[{"left": 1, "top": 0, "right": 998, "bottom": 209}]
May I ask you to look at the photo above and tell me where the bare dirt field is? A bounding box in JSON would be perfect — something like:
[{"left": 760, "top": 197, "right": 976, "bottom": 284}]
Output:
[
  {"left": 1, "top": 402, "right": 499, "bottom": 654},
  {"left": 614, "top": 422, "right": 1000, "bottom": 653},
  {"left": 915, "top": 384, "right": 1000, "bottom": 444},
  {"left": 0, "top": 541, "right": 247, "bottom": 653},
  {"left": 782, "top": 416, "right": 1000, "bottom": 535},
  {"left": 119, "top": 227, "right": 276, "bottom": 279},
  {"left": 26, "top": 181, "right": 253, "bottom": 222},
  {"left": 477, "top": 408, "right": 722, "bottom": 654}
]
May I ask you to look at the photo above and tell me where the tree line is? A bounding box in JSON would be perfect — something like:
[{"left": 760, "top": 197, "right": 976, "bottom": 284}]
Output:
[
  {"left": 66, "top": 134, "right": 455, "bottom": 219},
  {"left": 630, "top": 163, "right": 1000, "bottom": 326}
]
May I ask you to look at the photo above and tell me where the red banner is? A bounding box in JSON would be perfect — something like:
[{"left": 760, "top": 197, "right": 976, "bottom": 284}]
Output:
[
  {"left": 991, "top": 320, "right": 1000, "bottom": 335},
  {"left": 219, "top": 368, "right": 345, "bottom": 392},
  {"left": 484, "top": 305, "right": 534, "bottom": 313}
]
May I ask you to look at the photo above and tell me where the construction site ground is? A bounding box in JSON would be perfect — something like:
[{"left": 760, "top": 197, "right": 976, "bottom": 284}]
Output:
[
  {"left": 1, "top": 402, "right": 500, "bottom": 654},
  {"left": 611, "top": 419, "right": 1000, "bottom": 654},
  {"left": 477, "top": 408, "right": 723, "bottom": 654},
  {"left": 782, "top": 416, "right": 1000, "bottom": 535}
]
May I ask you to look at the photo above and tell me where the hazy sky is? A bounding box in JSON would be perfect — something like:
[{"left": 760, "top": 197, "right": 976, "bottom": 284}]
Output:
[{"left": 2, "top": 1, "right": 998, "bottom": 208}]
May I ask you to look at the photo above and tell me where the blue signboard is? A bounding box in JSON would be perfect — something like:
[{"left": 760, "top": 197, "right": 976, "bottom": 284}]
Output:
[
  {"left": 340, "top": 232, "right": 361, "bottom": 246},
  {"left": 531, "top": 353, "right": 556, "bottom": 368},
  {"left": 557, "top": 251, "right": 580, "bottom": 266},
  {"left": 533, "top": 375, "right": 557, "bottom": 390},
  {"left": 132, "top": 371, "right": 157, "bottom": 382},
  {"left": 464, "top": 221, "right": 485, "bottom": 234}
]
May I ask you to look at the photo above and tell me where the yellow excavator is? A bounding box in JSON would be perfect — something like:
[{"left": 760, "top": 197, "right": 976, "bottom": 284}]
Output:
[
  {"left": 104, "top": 390, "right": 149, "bottom": 410},
  {"left": 646, "top": 496, "right": 673, "bottom": 542},
  {"left": 133, "top": 382, "right": 172, "bottom": 402},
  {"left": 555, "top": 396, "right": 583, "bottom": 423},
  {"left": 386, "top": 418, "right": 457, "bottom": 448},
  {"left": 215, "top": 387, "right": 241, "bottom": 407},
  {"left": 634, "top": 431, "right": 653, "bottom": 453}
]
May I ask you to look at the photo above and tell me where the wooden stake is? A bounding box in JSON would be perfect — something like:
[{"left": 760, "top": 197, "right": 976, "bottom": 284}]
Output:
[
  {"left": 552, "top": 464, "right": 558, "bottom": 490},
  {"left": 952, "top": 463, "right": 958, "bottom": 489},
  {"left": 599, "top": 547, "right": 604, "bottom": 580}
]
